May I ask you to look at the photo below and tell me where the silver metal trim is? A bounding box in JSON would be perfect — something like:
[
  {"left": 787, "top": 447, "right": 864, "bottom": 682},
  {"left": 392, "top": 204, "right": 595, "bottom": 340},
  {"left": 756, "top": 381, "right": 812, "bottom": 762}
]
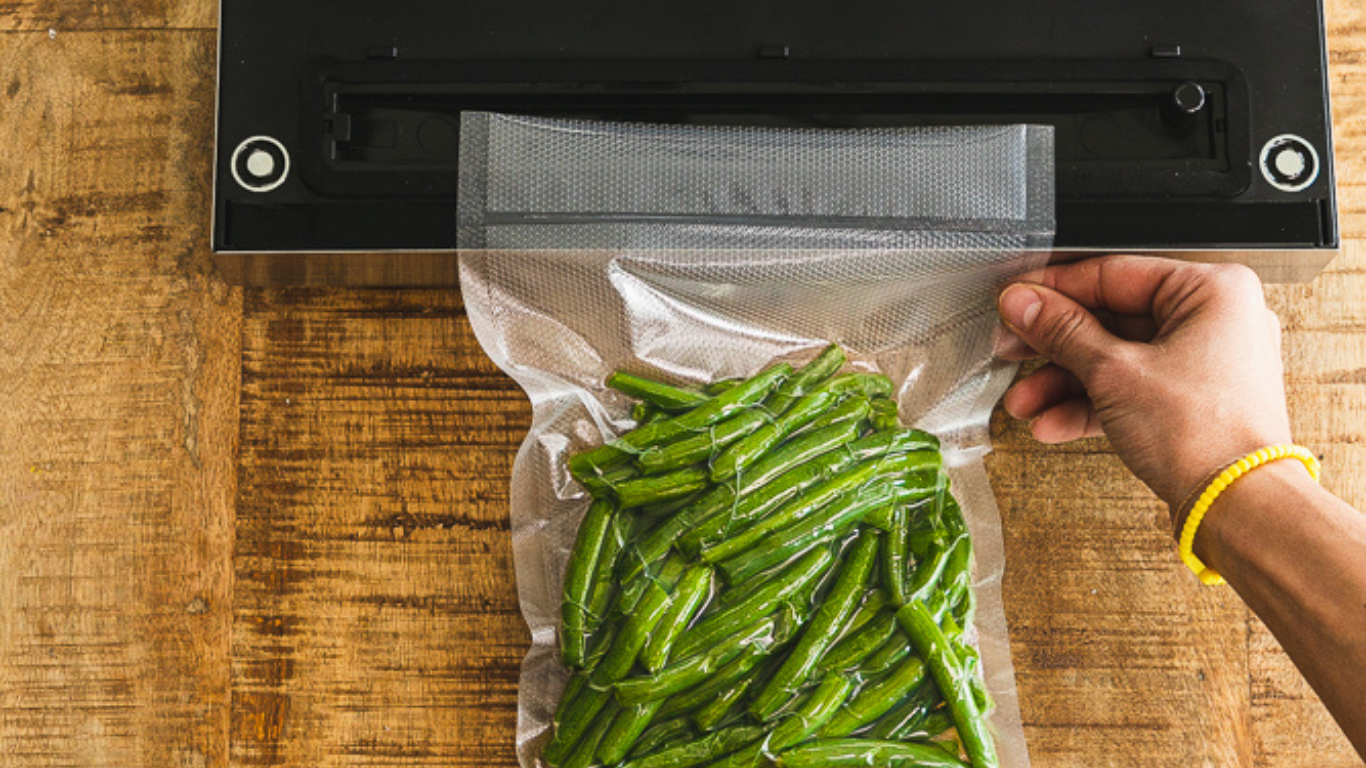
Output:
[{"left": 209, "top": 0, "right": 223, "bottom": 251}]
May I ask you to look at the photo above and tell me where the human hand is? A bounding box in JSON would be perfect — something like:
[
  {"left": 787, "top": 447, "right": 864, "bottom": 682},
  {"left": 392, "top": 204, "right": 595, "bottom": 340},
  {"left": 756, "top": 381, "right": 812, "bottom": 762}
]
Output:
[{"left": 995, "top": 255, "right": 1293, "bottom": 517}]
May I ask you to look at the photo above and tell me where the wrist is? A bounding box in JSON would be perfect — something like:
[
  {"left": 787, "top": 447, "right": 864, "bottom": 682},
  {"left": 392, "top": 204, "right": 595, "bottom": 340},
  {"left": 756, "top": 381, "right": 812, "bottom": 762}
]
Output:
[
  {"left": 1165, "top": 432, "right": 1297, "bottom": 531},
  {"left": 1191, "top": 457, "right": 1321, "bottom": 577}
]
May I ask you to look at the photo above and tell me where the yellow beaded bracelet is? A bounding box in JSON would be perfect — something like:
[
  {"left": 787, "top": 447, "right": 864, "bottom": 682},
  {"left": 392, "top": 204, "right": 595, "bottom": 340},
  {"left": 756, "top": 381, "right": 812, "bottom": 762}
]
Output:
[{"left": 1177, "top": 444, "right": 1321, "bottom": 585}]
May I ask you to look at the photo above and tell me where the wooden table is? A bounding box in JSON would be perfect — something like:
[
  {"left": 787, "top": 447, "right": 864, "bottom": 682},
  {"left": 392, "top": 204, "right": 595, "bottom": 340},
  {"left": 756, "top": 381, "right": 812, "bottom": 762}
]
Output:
[{"left": 1, "top": 2, "right": 1363, "bottom": 766}]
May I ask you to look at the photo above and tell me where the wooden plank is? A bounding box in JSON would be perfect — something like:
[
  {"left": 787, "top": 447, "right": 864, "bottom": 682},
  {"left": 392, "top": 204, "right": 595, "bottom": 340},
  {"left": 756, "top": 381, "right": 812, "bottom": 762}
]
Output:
[
  {"left": 0, "top": 27, "right": 238, "bottom": 768},
  {"left": 231, "top": 290, "right": 532, "bottom": 767},
  {"left": 0, "top": 0, "right": 215, "bottom": 32},
  {"left": 1250, "top": 236, "right": 1366, "bottom": 767},
  {"left": 1328, "top": 0, "right": 1366, "bottom": 241}
]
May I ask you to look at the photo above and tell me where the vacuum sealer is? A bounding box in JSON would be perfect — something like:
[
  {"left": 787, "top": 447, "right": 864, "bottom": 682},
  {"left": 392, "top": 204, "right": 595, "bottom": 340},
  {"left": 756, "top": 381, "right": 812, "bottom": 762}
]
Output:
[{"left": 212, "top": 0, "right": 1337, "bottom": 285}]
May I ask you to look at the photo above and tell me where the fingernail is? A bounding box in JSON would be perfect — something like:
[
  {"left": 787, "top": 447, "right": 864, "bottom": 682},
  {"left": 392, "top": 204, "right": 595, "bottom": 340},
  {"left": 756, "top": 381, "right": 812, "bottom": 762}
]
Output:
[{"left": 1000, "top": 285, "right": 1043, "bottom": 330}]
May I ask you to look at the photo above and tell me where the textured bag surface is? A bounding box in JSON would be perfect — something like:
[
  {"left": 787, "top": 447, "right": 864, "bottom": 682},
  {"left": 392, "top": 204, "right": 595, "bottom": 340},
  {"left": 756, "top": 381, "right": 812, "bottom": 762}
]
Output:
[{"left": 457, "top": 114, "right": 1054, "bottom": 768}]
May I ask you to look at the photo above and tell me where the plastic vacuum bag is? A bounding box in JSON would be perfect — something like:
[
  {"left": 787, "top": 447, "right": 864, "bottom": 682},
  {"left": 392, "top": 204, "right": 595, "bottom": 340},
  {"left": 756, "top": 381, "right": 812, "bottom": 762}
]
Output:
[{"left": 457, "top": 112, "right": 1054, "bottom": 768}]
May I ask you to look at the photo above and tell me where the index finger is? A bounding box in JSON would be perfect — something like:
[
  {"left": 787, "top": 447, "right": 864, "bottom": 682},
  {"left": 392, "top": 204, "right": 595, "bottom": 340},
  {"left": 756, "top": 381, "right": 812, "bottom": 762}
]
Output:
[{"left": 1018, "top": 255, "right": 1191, "bottom": 317}]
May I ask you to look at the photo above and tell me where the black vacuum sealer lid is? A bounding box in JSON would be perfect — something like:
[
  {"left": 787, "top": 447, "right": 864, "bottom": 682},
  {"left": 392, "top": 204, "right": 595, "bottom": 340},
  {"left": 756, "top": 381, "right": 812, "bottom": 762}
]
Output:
[{"left": 213, "top": 0, "right": 1336, "bottom": 255}]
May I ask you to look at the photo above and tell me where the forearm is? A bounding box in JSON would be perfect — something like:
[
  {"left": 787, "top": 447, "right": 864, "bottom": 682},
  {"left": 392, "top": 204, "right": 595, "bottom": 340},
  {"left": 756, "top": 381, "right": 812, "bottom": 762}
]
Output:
[{"left": 1195, "top": 460, "right": 1366, "bottom": 754}]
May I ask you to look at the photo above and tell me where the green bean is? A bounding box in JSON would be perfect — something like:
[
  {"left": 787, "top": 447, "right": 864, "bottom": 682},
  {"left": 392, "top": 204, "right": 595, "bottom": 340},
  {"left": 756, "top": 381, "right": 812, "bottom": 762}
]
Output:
[
  {"left": 711, "top": 673, "right": 858, "bottom": 768},
  {"left": 915, "top": 710, "right": 956, "bottom": 741},
  {"left": 907, "top": 537, "right": 954, "bottom": 607},
  {"left": 675, "top": 473, "right": 821, "bottom": 560},
  {"left": 938, "top": 499, "right": 975, "bottom": 624},
  {"left": 561, "top": 499, "right": 616, "bottom": 667},
  {"left": 670, "top": 547, "right": 834, "bottom": 662},
  {"left": 869, "top": 397, "right": 901, "bottom": 431},
  {"left": 614, "top": 466, "right": 711, "bottom": 509},
  {"left": 722, "top": 482, "right": 935, "bottom": 586},
  {"left": 820, "top": 653, "right": 926, "bottom": 737},
  {"left": 897, "top": 600, "right": 997, "bottom": 768},
  {"left": 908, "top": 523, "right": 944, "bottom": 561},
  {"left": 944, "top": 614, "right": 991, "bottom": 713},
  {"left": 621, "top": 724, "right": 765, "bottom": 768},
  {"left": 882, "top": 503, "right": 911, "bottom": 605},
  {"left": 748, "top": 420, "right": 864, "bottom": 492},
  {"left": 614, "top": 560, "right": 665, "bottom": 620},
  {"left": 637, "top": 409, "right": 772, "bottom": 475},
  {"left": 633, "top": 401, "right": 659, "bottom": 424},
  {"left": 635, "top": 488, "right": 707, "bottom": 538},
  {"left": 749, "top": 529, "right": 878, "bottom": 719},
  {"left": 839, "top": 589, "right": 889, "bottom": 639},
  {"left": 907, "top": 486, "right": 948, "bottom": 556},
  {"left": 642, "top": 565, "right": 714, "bottom": 672},
  {"left": 937, "top": 535, "right": 972, "bottom": 620},
  {"left": 680, "top": 427, "right": 932, "bottom": 557},
  {"left": 954, "top": 578, "right": 976, "bottom": 626},
  {"left": 619, "top": 473, "right": 742, "bottom": 581},
  {"left": 545, "top": 673, "right": 593, "bottom": 765},
  {"left": 586, "top": 508, "right": 634, "bottom": 636},
  {"left": 615, "top": 615, "right": 779, "bottom": 706},
  {"left": 710, "top": 373, "right": 891, "bottom": 482},
  {"left": 700, "top": 451, "right": 940, "bottom": 565},
  {"left": 608, "top": 371, "right": 711, "bottom": 412},
  {"left": 599, "top": 699, "right": 667, "bottom": 764},
  {"left": 639, "top": 489, "right": 708, "bottom": 521},
  {"left": 863, "top": 484, "right": 943, "bottom": 532},
  {"left": 774, "top": 739, "right": 970, "bottom": 768},
  {"left": 766, "top": 343, "right": 847, "bottom": 413},
  {"left": 859, "top": 628, "right": 912, "bottom": 675},
  {"left": 715, "top": 520, "right": 835, "bottom": 587},
  {"left": 792, "top": 394, "right": 871, "bottom": 438},
  {"left": 817, "top": 611, "right": 897, "bottom": 673},
  {"left": 628, "top": 717, "right": 698, "bottom": 761},
  {"left": 655, "top": 642, "right": 769, "bottom": 721},
  {"left": 713, "top": 557, "right": 788, "bottom": 610},
  {"left": 767, "top": 673, "right": 857, "bottom": 749},
  {"left": 692, "top": 676, "right": 748, "bottom": 731},
  {"left": 545, "top": 683, "right": 614, "bottom": 766},
  {"left": 570, "top": 364, "right": 792, "bottom": 479},
  {"left": 580, "top": 464, "right": 640, "bottom": 498},
  {"left": 782, "top": 585, "right": 824, "bottom": 633},
  {"left": 905, "top": 537, "right": 967, "bottom": 622},
  {"left": 705, "top": 378, "right": 743, "bottom": 396},
  {"left": 683, "top": 553, "right": 827, "bottom": 637},
  {"left": 623, "top": 511, "right": 695, "bottom": 585},
  {"left": 614, "top": 552, "right": 686, "bottom": 622},
  {"left": 866, "top": 680, "right": 940, "bottom": 740},
  {"left": 555, "top": 349, "right": 992, "bottom": 768},
  {"left": 583, "top": 620, "right": 620, "bottom": 674},
  {"left": 701, "top": 736, "right": 766, "bottom": 768},
  {"left": 624, "top": 419, "right": 863, "bottom": 582},
  {"left": 594, "top": 555, "right": 687, "bottom": 686},
  {"left": 555, "top": 672, "right": 589, "bottom": 729},
  {"left": 561, "top": 696, "right": 621, "bottom": 768}
]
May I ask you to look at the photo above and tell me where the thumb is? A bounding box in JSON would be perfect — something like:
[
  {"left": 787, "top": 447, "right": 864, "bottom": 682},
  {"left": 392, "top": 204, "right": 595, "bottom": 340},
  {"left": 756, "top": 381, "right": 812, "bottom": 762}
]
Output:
[{"left": 998, "top": 283, "right": 1123, "bottom": 383}]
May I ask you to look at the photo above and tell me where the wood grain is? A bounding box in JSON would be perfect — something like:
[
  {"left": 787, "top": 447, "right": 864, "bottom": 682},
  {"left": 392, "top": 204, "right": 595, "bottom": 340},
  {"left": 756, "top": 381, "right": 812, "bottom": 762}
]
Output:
[
  {"left": 0, "top": 27, "right": 237, "bottom": 768},
  {"left": 231, "top": 290, "right": 531, "bottom": 767},
  {"left": 1329, "top": 0, "right": 1366, "bottom": 241},
  {"left": 0, "top": 1, "right": 1363, "bottom": 767},
  {"left": 0, "top": 0, "right": 215, "bottom": 32}
]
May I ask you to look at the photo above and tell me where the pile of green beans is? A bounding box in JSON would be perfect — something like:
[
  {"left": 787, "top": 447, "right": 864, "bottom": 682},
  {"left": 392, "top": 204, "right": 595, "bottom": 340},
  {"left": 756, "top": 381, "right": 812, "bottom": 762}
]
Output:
[{"left": 547, "top": 345, "right": 994, "bottom": 768}]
